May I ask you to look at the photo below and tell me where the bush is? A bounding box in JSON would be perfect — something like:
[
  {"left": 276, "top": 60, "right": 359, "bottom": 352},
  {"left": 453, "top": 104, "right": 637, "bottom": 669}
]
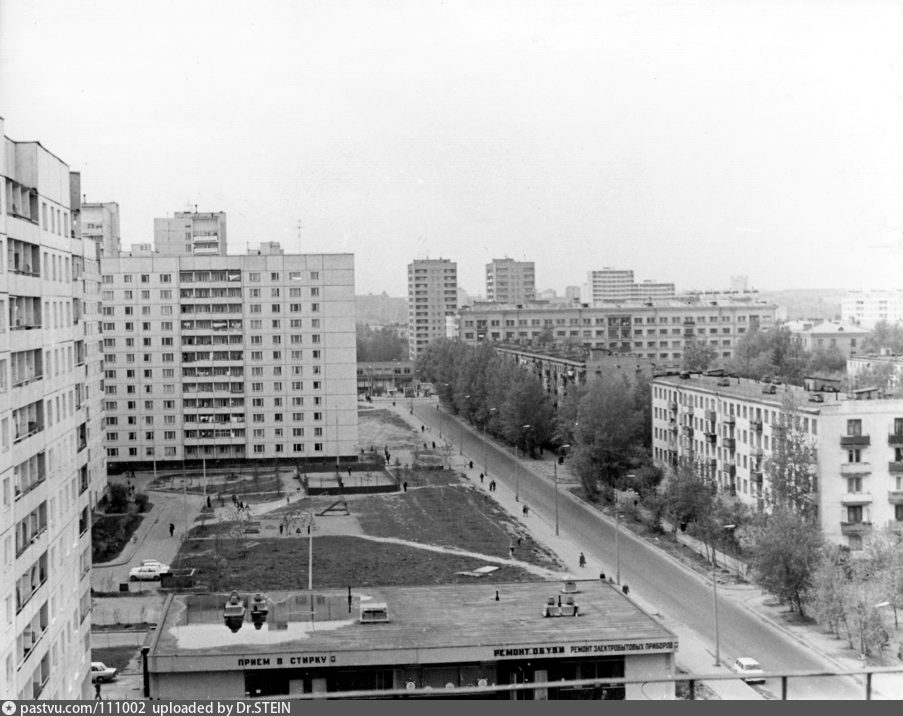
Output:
[
  {"left": 92, "top": 514, "right": 143, "bottom": 562},
  {"left": 134, "top": 493, "right": 150, "bottom": 512},
  {"left": 107, "top": 483, "right": 129, "bottom": 513}
]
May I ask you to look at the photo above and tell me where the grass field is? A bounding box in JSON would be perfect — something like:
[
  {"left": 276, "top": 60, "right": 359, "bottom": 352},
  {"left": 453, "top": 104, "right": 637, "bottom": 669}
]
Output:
[{"left": 173, "top": 535, "right": 541, "bottom": 590}]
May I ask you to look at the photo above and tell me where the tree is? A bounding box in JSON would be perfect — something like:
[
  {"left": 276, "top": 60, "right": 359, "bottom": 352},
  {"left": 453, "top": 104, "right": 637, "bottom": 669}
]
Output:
[
  {"left": 748, "top": 508, "right": 823, "bottom": 617},
  {"left": 569, "top": 374, "right": 647, "bottom": 498},
  {"left": 107, "top": 483, "right": 129, "bottom": 513},
  {"left": 764, "top": 394, "right": 819, "bottom": 521},
  {"left": 500, "top": 372, "right": 555, "bottom": 455},
  {"left": 845, "top": 360, "right": 900, "bottom": 394},
  {"left": 682, "top": 340, "right": 717, "bottom": 372},
  {"left": 805, "top": 345, "right": 846, "bottom": 376},
  {"left": 812, "top": 544, "right": 851, "bottom": 638},
  {"left": 861, "top": 319, "right": 903, "bottom": 355},
  {"left": 356, "top": 323, "right": 408, "bottom": 362}
]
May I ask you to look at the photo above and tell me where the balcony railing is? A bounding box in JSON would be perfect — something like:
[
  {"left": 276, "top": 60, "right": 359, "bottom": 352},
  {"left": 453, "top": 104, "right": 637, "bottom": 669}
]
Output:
[
  {"left": 889, "top": 461, "right": 903, "bottom": 473},
  {"left": 840, "top": 462, "right": 871, "bottom": 475},
  {"left": 723, "top": 414, "right": 735, "bottom": 425},
  {"left": 704, "top": 410, "right": 716, "bottom": 422},
  {"left": 888, "top": 490, "right": 903, "bottom": 504},
  {"left": 840, "top": 492, "right": 872, "bottom": 505},
  {"left": 750, "top": 419, "right": 763, "bottom": 433},
  {"left": 840, "top": 521, "right": 873, "bottom": 535},
  {"left": 840, "top": 435, "right": 871, "bottom": 447},
  {"left": 723, "top": 438, "right": 736, "bottom": 450},
  {"left": 888, "top": 433, "right": 903, "bottom": 447}
]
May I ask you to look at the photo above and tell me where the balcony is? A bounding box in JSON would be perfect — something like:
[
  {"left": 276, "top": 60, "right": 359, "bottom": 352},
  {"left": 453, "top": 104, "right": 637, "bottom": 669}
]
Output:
[
  {"left": 840, "top": 492, "right": 872, "bottom": 505},
  {"left": 751, "top": 470, "right": 763, "bottom": 483},
  {"left": 840, "top": 434, "right": 870, "bottom": 447},
  {"left": 682, "top": 426, "right": 694, "bottom": 438},
  {"left": 725, "top": 463, "right": 737, "bottom": 478},
  {"left": 750, "top": 419, "right": 763, "bottom": 433},
  {"left": 723, "top": 438, "right": 736, "bottom": 451},
  {"left": 705, "top": 410, "right": 716, "bottom": 422},
  {"left": 723, "top": 414, "right": 735, "bottom": 425},
  {"left": 888, "top": 490, "right": 903, "bottom": 505},
  {"left": 704, "top": 431, "right": 717, "bottom": 444},
  {"left": 889, "top": 461, "right": 903, "bottom": 473},
  {"left": 840, "top": 521, "right": 873, "bottom": 535},
  {"left": 667, "top": 401, "right": 678, "bottom": 412},
  {"left": 888, "top": 433, "right": 903, "bottom": 447},
  {"left": 840, "top": 462, "right": 871, "bottom": 476}
]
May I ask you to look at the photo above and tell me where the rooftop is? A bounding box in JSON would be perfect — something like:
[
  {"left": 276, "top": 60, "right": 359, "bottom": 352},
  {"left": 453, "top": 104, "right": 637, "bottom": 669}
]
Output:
[
  {"left": 653, "top": 374, "right": 822, "bottom": 411},
  {"left": 150, "top": 581, "right": 675, "bottom": 664}
]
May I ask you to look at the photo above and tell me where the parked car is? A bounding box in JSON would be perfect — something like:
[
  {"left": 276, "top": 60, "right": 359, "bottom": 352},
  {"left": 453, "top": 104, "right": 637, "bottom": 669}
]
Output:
[
  {"left": 129, "top": 562, "right": 170, "bottom": 581},
  {"left": 91, "top": 662, "right": 118, "bottom": 683},
  {"left": 732, "top": 657, "right": 765, "bottom": 684}
]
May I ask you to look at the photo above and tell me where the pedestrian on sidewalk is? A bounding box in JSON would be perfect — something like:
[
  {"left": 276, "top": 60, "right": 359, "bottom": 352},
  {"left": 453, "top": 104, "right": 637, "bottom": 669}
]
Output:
[
  {"left": 509, "top": 544, "right": 515, "bottom": 558},
  {"left": 169, "top": 523, "right": 175, "bottom": 537},
  {"left": 402, "top": 481, "right": 408, "bottom": 492},
  {"left": 479, "top": 473, "right": 484, "bottom": 484},
  {"left": 95, "top": 681, "right": 102, "bottom": 700},
  {"left": 469, "top": 460, "right": 473, "bottom": 469},
  {"left": 599, "top": 571, "right": 606, "bottom": 581},
  {"left": 522, "top": 504, "right": 529, "bottom": 516},
  {"left": 579, "top": 552, "right": 586, "bottom": 568}
]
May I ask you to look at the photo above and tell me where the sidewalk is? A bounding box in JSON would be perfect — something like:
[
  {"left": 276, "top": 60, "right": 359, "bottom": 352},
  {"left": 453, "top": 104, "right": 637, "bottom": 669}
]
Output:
[{"left": 392, "top": 398, "right": 761, "bottom": 699}]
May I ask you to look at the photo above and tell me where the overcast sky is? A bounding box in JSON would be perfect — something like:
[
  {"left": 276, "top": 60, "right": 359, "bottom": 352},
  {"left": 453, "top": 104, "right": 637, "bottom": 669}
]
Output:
[{"left": 2, "top": 0, "right": 901, "bottom": 297}]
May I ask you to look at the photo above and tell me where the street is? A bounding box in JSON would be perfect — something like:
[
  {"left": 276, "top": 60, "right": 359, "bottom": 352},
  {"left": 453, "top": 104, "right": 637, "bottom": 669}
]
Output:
[{"left": 413, "top": 401, "right": 874, "bottom": 699}]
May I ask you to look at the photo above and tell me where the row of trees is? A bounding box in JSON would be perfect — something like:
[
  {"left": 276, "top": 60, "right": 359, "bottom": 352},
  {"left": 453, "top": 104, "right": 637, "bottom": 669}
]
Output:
[
  {"left": 356, "top": 324, "right": 408, "bottom": 362},
  {"left": 682, "top": 327, "right": 848, "bottom": 382}
]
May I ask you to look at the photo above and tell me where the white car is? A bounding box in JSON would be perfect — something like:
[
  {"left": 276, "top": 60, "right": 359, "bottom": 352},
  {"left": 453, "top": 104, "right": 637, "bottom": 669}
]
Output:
[
  {"left": 91, "top": 662, "right": 118, "bottom": 683},
  {"left": 128, "top": 562, "right": 170, "bottom": 581},
  {"left": 732, "top": 657, "right": 765, "bottom": 684}
]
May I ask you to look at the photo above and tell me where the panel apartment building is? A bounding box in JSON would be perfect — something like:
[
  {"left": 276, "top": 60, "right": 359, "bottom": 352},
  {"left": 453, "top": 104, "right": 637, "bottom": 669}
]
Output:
[
  {"left": 585, "top": 268, "right": 675, "bottom": 303},
  {"left": 458, "top": 297, "right": 776, "bottom": 364},
  {"left": 100, "top": 253, "right": 357, "bottom": 471},
  {"left": 407, "top": 258, "right": 457, "bottom": 361},
  {"left": 485, "top": 258, "right": 535, "bottom": 304},
  {"left": 651, "top": 374, "right": 903, "bottom": 549},
  {"left": 1, "top": 122, "right": 105, "bottom": 699},
  {"left": 154, "top": 210, "right": 227, "bottom": 257}
]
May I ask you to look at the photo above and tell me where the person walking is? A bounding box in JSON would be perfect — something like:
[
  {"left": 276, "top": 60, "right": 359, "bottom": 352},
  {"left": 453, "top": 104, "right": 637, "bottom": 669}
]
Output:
[
  {"left": 169, "top": 523, "right": 175, "bottom": 537},
  {"left": 522, "top": 504, "right": 529, "bottom": 516},
  {"left": 579, "top": 552, "right": 586, "bottom": 568},
  {"left": 479, "top": 473, "right": 484, "bottom": 484},
  {"left": 94, "top": 681, "right": 102, "bottom": 700}
]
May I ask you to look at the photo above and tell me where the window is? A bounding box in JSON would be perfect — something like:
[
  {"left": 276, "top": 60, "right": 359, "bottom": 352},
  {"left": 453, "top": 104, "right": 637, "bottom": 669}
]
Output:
[
  {"left": 848, "top": 449, "right": 861, "bottom": 463},
  {"left": 846, "top": 505, "right": 863, "bottom": 524},
  {"left": 847, "top": 477, "right": 862, "bottom": 493},
  {"left": 847, "top": 419, "right": 862, "bottom": 436}
]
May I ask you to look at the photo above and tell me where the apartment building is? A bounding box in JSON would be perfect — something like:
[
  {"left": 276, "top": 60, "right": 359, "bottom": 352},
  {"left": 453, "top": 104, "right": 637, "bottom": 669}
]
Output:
[
  {"left": 407, "top": 258, "right": 457, "bottom": 361},
  {"left": 651, "top": 373, "right": 903, "bottom": 549},
  {"left": 1, "top": 122, "right": 105, "bottom": 699},
  {"left": 458, "top": 297, "right": 776, "bottom": 363},
  {"left": 585, "top": 268, "right": 675, "bottom": 304},
  {"left": 100, "top": 252, "right": 357, "bottom": 471},
  {"left": 154, "top": 210, "right": 227, "bottom": 257},
  {"left": 842, "top": 289, "right": 903, "bottom": 328},
  {"left": 485, "top": 258, "right": 535, "bottom": 304},
  {"left": 80, "top": 202, "right": 121, "bottom": 258}
]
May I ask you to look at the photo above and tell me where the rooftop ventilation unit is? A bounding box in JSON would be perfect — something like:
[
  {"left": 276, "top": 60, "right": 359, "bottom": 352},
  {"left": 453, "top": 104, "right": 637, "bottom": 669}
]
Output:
[{"left": 359, "top": 602, "right": 390, "bottom": 624}]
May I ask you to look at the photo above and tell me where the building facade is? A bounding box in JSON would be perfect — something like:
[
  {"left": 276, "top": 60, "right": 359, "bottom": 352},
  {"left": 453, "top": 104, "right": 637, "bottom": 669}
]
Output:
[
  {"left": 585, "top": 269, "right": 675, "bottom": 304},
  {"left": 651, "top": 374, "right": 903, "bottom": 549},
  {"left": 458, "top": 298, "right": 776, "bottom": 364},
  {"left": 100, "top": 253, "right": 357, "bottom": 471},
  {"left": 146, "top": 581, "right": 677, "bottom": 700},
  {"left": 80, "top": 201, "right": 121, "bottom": 259},
  {"left": 407, "top": 258, "right": 457, "bottom": 361},
  {"left": 787, "top": 320, "right": 870, "bottom": 357},
  {"left": 1, "top": 123, "right": 105, "bottom": 699},
  {"left": 842, "top": 289, "right": 903, "bottom": 328},
  {"left": 154, "top": 210, "right": 227, "bottom": 257},
  {"left": 485, "top": 258, "right": 535, "bottom": 304}
]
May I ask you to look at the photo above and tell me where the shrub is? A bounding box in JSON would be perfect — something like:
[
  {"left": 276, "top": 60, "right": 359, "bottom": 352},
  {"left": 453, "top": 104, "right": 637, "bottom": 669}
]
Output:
[
  {"left": 134, "top": 492, "right": 150, "bottom": 512},
  {"left": 107, "top": 483, "right": 130, "bottom": 513}
]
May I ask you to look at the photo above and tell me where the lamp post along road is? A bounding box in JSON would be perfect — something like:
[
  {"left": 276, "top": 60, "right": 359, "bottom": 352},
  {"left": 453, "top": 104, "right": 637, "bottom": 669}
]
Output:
[{"left": 554, "top": 444, "right": 570, "bottom": 537}]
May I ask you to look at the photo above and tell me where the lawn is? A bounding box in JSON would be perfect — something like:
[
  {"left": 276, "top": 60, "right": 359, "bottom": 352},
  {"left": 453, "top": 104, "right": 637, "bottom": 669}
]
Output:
[
  {"left": 173, "top": 535, "right": 541, "bottom": 591},
  {"left": 91, "top": 645, "right": 141, "bottom": 672},
  {"left": 355, "top": 482, "right": 562, "bottom": 570}
]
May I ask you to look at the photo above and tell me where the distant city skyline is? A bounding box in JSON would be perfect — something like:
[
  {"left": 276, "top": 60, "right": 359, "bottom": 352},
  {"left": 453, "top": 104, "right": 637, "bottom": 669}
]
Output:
[{"left": 2, "top": 0, "right": 901, "bottom": 297}]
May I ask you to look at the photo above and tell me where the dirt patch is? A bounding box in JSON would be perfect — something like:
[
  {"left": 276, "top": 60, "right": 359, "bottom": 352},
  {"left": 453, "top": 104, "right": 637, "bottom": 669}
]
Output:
[{"left": 358, "top": 408, "right": 419, "bottom": 451}]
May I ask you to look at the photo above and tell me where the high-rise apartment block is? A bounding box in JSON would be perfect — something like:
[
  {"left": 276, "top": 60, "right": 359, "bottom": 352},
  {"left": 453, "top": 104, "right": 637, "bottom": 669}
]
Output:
[
  {"left": 585, "top": 268, "right": 675, "bottom": 303},
  {"left": 81, "top": 202, "right": 121, "bottom": 258},
  {"left": 485, "top": 258, "right": 535, "bottom": 304},
  {"left": 154, "top": 210, "right": 227, "bottom": 257},
  {"left": 652, "top": 374, "right": 903, "bottom": 550},
  {"left": 1, "top": 121, "right": 105, "bottom": 699},
  {"left": 407, "top": 259, "right": 457, "bottom": 361},
  {"left": 100, "top": 253, "right": 357, "bottom": 470}
]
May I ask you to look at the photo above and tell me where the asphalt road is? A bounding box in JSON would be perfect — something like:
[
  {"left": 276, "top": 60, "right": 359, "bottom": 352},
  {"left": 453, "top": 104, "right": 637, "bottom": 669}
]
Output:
[{"left": 414, "top": 402, "right": 869, "bottom": 700}]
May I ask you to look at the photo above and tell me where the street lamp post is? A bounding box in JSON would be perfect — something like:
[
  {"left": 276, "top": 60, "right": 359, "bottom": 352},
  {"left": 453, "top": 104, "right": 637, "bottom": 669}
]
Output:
[
  {"left": 483, "top": 407, "right": 497, "bottom": 478},
  {"left": 515, "top": 424, "right": 531, "bottom": 502},
  {"left": 713, "top": 523, "right": 735, "bottom": 667},
  {"left": 555, "top": 445, "right": 571, "bottom": 536}
]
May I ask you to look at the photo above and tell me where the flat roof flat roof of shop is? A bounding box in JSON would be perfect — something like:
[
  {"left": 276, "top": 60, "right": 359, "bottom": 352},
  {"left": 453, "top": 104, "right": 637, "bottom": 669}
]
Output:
[{"left": 151, "top": 580, "right": 676, "bottom": 658}]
